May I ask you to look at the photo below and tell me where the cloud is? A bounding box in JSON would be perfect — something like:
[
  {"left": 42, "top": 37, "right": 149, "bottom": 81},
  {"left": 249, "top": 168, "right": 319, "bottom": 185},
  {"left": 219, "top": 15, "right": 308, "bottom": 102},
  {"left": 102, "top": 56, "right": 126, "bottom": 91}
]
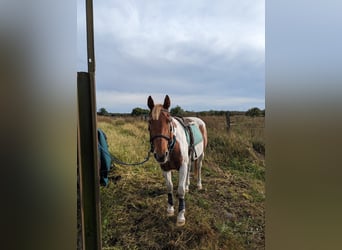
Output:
[
  {"left": 78, "top": 0, "right": 265, "bottom": 112},
  {"left": 93, "top": 1, "right": 264, "bottom": 57}
]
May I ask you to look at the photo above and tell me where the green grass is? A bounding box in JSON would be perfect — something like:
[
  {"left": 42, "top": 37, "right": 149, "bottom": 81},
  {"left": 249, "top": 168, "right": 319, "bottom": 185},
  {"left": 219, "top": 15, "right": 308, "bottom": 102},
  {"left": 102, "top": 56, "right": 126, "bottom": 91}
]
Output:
[{"left": 98, "top": 114, "right": 265, "bottom": 249}]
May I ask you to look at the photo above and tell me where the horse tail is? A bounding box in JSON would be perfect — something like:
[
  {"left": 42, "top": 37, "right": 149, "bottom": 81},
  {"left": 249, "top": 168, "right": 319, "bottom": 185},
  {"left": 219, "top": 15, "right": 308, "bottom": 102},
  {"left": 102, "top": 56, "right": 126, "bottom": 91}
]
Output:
[{"left": 199, "top": 124, "right": 208, "bottom": 151}]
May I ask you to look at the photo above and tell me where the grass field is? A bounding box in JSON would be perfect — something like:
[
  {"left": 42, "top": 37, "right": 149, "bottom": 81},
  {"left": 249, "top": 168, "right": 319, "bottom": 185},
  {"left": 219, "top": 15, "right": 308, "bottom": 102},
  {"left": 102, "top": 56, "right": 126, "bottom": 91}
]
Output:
[{"left": 98, "top": 114, "right": 265, "bottom": 249}]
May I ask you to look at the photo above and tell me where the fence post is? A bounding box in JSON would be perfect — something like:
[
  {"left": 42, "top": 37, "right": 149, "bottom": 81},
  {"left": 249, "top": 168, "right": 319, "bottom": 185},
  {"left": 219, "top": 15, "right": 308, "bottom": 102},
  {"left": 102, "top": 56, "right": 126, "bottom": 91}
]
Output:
[
  {"left": 77, "top": 72, "right": 102, "bottom": 250},
  {"left": 226, "top": 111, "right": 231, "bottom": 131},
  {"left": 77, "top": 121, "right": 85, "bottom": 250}
]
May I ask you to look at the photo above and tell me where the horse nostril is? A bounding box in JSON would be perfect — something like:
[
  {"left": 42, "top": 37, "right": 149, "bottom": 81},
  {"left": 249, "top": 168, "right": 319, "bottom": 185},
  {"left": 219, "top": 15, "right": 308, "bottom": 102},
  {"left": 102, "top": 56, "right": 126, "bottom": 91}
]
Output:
[
  {"left": 165, "top": 151, "right": 169, "bottom": 157},
  {"left": 154, "top": 153, "right": 167, "bottom": 162}
]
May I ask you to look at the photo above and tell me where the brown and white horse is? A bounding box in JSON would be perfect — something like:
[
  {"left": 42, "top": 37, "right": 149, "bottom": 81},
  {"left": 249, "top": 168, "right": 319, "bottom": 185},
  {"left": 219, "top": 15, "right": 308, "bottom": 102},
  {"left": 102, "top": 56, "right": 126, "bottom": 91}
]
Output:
[{"left": 147, "top": 95, "right": 207, "bottom": 226}]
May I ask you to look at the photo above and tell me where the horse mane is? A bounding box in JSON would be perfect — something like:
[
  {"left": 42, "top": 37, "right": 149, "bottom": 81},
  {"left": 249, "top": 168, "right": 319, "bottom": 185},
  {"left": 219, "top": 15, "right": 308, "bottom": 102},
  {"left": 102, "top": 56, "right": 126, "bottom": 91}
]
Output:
[{"left": 151, "top": 104, "right": 164, "bottom": 120}]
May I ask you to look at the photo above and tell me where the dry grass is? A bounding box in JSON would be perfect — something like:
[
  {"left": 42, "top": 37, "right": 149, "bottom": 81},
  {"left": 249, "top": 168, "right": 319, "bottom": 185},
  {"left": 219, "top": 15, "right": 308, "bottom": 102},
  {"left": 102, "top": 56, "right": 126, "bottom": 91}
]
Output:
[{"left": 98, "top": 115, "right": 265, "bottom": 249}]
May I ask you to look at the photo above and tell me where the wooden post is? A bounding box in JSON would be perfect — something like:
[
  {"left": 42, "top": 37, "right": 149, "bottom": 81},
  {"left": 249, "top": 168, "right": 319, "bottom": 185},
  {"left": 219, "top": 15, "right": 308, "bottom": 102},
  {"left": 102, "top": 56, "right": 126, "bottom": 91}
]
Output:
[
  {"left": 77, "top": 119, "right": 85, "bottom": 250},
  {"left": 77, "top": 72, "right": 102, "bottom": 250},
  {"left": 226, "top": 111, "right": 231, "bottom": 131},
  {"left": 86, "top": 0, "right": 95, "bottom": 73},
  {"left": 77, "top": 0, "right": 101, "bottom": 248}
]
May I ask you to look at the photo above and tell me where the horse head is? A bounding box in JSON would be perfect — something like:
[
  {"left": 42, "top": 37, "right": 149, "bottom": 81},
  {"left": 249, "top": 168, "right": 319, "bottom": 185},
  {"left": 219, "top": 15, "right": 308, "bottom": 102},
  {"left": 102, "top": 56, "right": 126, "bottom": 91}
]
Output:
[{"left": 147, "top": 95, "right": 174, "bottom": 164}]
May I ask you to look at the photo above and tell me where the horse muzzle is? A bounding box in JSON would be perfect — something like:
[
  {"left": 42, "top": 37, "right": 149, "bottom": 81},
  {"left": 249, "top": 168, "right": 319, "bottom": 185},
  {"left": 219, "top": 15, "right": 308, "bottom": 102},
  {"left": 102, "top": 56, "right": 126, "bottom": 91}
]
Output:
[{"left": 154, "top": 151, "right": 169, "bottom": 164}]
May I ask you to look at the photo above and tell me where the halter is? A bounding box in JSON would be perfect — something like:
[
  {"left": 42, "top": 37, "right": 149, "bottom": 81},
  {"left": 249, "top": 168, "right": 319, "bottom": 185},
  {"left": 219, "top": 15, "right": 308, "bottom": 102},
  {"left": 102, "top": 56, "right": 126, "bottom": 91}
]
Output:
[
  {"left": 149, "top": 110, "right": 176, "bottom": 153},
  {"left": 149, "top": 134, "right": 176, "bottom": 153}
]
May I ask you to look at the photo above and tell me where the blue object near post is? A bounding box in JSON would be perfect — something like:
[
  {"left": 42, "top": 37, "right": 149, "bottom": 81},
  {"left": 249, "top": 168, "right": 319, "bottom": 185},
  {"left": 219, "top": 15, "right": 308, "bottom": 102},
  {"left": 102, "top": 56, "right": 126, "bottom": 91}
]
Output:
[{"left": 98, "top": 129, "right": 112, "bottom": 186}]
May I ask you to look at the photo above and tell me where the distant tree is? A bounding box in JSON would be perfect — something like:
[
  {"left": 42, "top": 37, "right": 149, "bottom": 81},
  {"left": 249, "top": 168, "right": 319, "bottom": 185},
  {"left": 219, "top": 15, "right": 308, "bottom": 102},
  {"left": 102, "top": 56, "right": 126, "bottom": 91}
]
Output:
[
  {"left": 246, "top": 107, "right": 262, "bottom": 117},
  {"left": 131, "top": 107, "right": 149, "bottom": 116},
  {"left": 98, "top": 107, "right": 109, "bottom": 116},
  {"left": 170, "top": 105, "right": 185, "bottom": 116}
]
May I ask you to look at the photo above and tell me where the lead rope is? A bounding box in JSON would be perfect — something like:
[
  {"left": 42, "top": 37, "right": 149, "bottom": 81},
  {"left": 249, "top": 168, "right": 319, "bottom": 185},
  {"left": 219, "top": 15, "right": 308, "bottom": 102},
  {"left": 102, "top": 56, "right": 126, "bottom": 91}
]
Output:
[{"left": 98, "top": 143, "right": 151, "bottom": 166}]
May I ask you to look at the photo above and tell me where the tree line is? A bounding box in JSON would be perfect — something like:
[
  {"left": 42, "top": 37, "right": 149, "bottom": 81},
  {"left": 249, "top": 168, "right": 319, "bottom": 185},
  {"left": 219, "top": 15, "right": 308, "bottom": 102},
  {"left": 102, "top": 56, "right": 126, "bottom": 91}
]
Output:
[{"left": 98, "top": 106, "right": 265, "bottom": 117}]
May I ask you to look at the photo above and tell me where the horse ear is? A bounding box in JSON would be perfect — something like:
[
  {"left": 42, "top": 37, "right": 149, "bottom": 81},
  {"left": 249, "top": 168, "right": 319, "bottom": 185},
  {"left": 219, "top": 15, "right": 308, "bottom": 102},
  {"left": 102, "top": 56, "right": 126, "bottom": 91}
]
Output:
[
  {"left": 163, "top": 95, "right": 171, "bottom": 110},
  {"left": 147, "top": 96, "right": 154, "bottom": 110}
]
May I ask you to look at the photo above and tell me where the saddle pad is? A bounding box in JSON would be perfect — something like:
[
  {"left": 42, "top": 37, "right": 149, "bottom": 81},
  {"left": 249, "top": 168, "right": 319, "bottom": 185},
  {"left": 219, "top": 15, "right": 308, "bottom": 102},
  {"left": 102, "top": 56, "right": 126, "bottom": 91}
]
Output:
[{"left": 186, "top": 124, "right": 203, "bottom": 146}]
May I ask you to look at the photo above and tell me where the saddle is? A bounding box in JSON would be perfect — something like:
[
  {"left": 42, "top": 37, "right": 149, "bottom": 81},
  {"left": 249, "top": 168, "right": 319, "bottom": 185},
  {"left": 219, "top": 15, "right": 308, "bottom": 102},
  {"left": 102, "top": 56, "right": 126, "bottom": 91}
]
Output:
[{"left": 173, "top": 116, "right": 202, "bottom": 160}]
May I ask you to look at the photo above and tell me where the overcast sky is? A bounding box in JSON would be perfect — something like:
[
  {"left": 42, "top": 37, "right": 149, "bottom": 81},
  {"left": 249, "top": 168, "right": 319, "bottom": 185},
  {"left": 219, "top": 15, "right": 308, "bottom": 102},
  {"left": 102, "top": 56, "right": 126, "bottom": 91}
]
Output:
[{"left": 78, "top": 0, "right": 264, "bottom": 113}]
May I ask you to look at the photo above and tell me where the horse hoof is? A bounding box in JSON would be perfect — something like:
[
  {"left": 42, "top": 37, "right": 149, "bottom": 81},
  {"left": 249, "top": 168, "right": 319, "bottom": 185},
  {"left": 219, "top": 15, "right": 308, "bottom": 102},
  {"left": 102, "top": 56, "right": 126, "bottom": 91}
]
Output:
[
  {"left": 176, "top": 220, "right": 185, "bottom": 227},
  {"left": 167, "top": 210, "right": 174, "bottom": 217},
  {"left": 197, "top": 184, "right": 203, "bottom": 190},
  {"left": 167, "top": 207, "right": 175, "bottom": 216},
  {"left": 177, "top": 210, "right": 185, "bottom": 226}
]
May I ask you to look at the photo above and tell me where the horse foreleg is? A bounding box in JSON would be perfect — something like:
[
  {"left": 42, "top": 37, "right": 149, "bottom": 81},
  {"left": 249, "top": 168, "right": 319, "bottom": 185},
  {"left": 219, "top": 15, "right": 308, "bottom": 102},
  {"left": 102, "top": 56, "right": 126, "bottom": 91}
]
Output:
[
  {"left": 163, "top": 170, "right": 174, "bottom": 216},
  {"left": 177, "top": 164, "right": 188, "bottom": 226}
]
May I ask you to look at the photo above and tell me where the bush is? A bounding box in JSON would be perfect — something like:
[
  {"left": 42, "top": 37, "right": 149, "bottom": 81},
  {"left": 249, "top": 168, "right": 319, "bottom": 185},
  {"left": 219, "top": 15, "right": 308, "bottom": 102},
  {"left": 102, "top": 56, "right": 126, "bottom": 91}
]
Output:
[
  {"left": 170, "top": 105, "right": 184, "bottom": 116},
  {"left": 131, "top": 107, "right": 149, "bottom": 116},
  {"left": 245, "top": 107, "right": 262, "bottom": 117},
  {"left": 98, "top": 107, "right": 109, "bottom": 116}
]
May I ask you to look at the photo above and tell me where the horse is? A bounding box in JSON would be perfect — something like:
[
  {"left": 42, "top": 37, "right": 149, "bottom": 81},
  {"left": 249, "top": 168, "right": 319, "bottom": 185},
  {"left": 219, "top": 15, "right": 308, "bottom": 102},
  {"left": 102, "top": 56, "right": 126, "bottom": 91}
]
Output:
[{"left": 147, "top": 95, "right": 208, "bottom": 226}]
